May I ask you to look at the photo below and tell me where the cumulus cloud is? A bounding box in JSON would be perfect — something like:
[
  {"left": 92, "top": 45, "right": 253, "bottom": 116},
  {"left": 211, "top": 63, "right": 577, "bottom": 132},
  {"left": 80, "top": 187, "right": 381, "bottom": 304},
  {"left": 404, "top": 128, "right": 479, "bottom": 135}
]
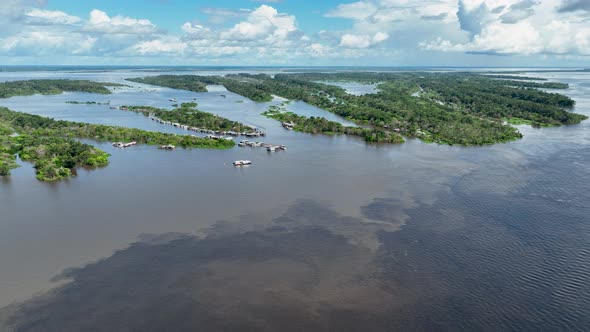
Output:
[
  {"left": 181, "top": 22, "right": 211, "bottom": 39},
  {"left": 1, "top": 31, "right": 95, "bottom": 56},
  {"left": 220, "top": 5, "right": 297, "bottom": 42},
  {"left": 326, "top": 1, "right": 378, "bottom": 20},
  {"left": 323, "top": 0, "right": 457, "bottom": 57},
  {"left": 457, "top": 0, "right": 492, "bottom": 35},
  {"left": 499, "top": 0, "right": 538, "bottom": 24},
  {"left": 558, "top": 0, "right": 590, "bottom": 13},
  {"left": 1, "top": 0, "right": 588, "bottom": 64},
  {"left": 131, "top": 37, "right": 187, "bottom": 56},
  {"left": 84, "top": 9, "right": 160, "bottom": 34},
  {"left": 25, "top": 8, "right": 81, "bottom": 25},
  {"left": 422, "top": 0, "right": 590, "bottom": 56},
  {"left": 123, "top": 4, "right": 325, "bottom": 61},
  {"left": 422, "top": 21, "right": 543, "bottom": 55},
  {"left": 340, "top": 32, "right": 390, "bottom": 48}
]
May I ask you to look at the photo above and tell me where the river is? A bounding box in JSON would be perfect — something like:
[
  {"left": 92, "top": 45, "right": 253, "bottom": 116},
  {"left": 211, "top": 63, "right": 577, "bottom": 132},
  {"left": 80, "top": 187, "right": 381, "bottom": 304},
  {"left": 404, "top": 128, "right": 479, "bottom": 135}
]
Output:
[{"left": 0, "top": 68, "right": 588, "bottom": 331}]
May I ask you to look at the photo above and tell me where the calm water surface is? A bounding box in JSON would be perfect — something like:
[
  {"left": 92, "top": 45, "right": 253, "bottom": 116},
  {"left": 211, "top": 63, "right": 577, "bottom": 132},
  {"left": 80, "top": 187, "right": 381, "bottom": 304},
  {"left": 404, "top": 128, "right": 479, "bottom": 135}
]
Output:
[{"left": 0, "top": 69, "right": 588, "bottom": 331}]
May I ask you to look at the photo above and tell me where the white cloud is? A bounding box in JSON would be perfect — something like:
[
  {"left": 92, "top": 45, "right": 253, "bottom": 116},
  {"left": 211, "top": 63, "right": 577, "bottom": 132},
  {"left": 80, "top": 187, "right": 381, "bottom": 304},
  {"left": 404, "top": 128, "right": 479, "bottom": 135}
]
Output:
[
  {"left": 132, "top": 37, "right": 187, "bottom": 56},
  {"left": 422, "top": 21, "right": 543, "bottom": 55},
  {"left": 220, "top": 5, "right": 297, "bottom": 42},
  {"left": 373, "top": 31, "right": 389, "bottom": 43},
  {"left": 85, "top": 9, "right": 159, "bottom": 34},
  {"left": 126, "top": 5, "right": 316, "bottom": 60},
  {"left": 1, "top": 30, "right": 95, "bottom": 56},
  {"left": 25, "top": 8, "right": 81, "bottom": 25},
  {"left": 339, "top": 32, "right": 390, "bottom": 48},
  {"left": 422, "top": 0, "right": 590, "bottom": 56},
  {"left": 326, "top": 1, "right": 378, "bottom": 20},
  {"left": 308, "top": 43, "right": 331, "bottom": 57},
  {"left": 324, "top": 0, "right": 590, "bottom": 57},
  {"left": 1, "top": 0, "right": 588, "bottom": 64},
  {"left": 181, "top": 22, "right": 212, "bottom": 39}
]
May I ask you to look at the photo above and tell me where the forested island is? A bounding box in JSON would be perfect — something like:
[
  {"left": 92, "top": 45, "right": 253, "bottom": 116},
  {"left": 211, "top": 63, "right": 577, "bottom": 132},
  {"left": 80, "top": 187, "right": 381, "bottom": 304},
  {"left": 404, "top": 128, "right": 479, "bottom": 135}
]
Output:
[
  {"left": 127, "top": 74, "right": 274, "bottom": 102},
  {"left": 127, "top": 75, "right": 208, "bottom": 93},
  {"left": 122, "top": 102, "right": 258, "bottom": 134},
  {"left": 0, "top": 80, "right": 124, "bottom": 98},
  {"left": 263, "top": 103, "right": 403, "bottom": 143},
  {"left": 0, "top": 107, "right": 233, "bottom": 181},
  {"left": 128, "top": 72, "right": 586, "bottom": 145}
]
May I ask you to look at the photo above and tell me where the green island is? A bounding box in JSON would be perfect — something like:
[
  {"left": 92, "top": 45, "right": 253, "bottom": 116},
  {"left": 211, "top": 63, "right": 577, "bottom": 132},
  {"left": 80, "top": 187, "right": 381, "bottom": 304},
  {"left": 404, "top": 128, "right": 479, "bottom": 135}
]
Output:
[
  {"left": 127, "top": 75, "right": 208, "bottom": 93},
  {"left": 0, "top": 79, "right": 124, "bottom": 98},
  {"left": 127, "top": 74, "right": 274, "bottom": 102},
  {"left": 0, "top": 107, "right": 234, "bottom": 181},
  {"left": 127, "top": 72, "right": 586, "bottom": 145},
  {"left": 263, "top": 104, "right": 403, "bottom": 143},
  {"left": 122, "top": 102, "right": 258, "bottom": 134}
]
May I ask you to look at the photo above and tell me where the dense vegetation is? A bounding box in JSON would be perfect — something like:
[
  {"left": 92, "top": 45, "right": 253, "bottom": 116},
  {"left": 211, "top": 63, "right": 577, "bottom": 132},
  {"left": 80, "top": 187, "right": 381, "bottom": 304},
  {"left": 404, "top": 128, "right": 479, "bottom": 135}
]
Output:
[
  {"left": 0, "top": 80, "right": 123, "bottom": 98},
  {"left": 482, "top": 75, "right": 547, "bottom": 81},
  {"left": 263, "top": 105, "right": 404, "bottom": 143},
  {"left": 123, "top": 102, "right": 256, "bottom": 133},
  {"left": 0, "top": 107, "right": 233, "bottom": 181},
  {"left": 126, "top": 72, "right": 586, "bottom": 145},
  {"left": 127, "top": 75, "right": 208, "bottom": 93},
  {"left": 127, "top": 75, "right": 274, "bottom": 102}
]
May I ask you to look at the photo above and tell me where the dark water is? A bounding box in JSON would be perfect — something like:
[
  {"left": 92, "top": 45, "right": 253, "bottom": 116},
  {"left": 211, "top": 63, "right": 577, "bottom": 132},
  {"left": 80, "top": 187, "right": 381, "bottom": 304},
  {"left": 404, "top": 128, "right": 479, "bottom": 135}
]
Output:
[{"left": 0, "top": 69, "right": 588, "bottom": 331}]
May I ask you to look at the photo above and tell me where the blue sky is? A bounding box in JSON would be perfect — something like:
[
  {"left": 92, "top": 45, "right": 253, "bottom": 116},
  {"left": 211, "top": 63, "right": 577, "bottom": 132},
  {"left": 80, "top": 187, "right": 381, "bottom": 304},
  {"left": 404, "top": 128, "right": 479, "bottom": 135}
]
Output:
[{"left": 0, "top": 0, "right": 589, "bottom": 66}]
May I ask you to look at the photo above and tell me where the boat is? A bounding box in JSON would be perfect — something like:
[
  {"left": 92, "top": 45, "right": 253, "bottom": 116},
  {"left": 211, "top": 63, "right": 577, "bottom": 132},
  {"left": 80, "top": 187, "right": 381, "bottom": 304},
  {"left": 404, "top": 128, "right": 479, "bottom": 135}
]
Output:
[
  {"left": 233, "top": 160, "right": 252, "bottom": 166},
  {"left": 159, "top": 144, "right": 176, "bottom": 150},
  {"left": 267, "top": 146, "right": 276, "bottom": 152},
  {"left": 279, "top": 145, "right": 287, "bottom": 151},
  {"left": 112, "top": 141, "right": 137, "bottom": 148}
]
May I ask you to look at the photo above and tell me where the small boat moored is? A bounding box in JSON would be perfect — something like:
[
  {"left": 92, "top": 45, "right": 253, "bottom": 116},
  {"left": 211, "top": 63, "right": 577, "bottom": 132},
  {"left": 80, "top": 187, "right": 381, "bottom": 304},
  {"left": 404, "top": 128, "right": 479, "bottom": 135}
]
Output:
[
  {"left": 233, "top": 160, "right": 252, "bottom": 166},
  {"left": 112, "top": 141, "right": 138, "bottom": 148}
]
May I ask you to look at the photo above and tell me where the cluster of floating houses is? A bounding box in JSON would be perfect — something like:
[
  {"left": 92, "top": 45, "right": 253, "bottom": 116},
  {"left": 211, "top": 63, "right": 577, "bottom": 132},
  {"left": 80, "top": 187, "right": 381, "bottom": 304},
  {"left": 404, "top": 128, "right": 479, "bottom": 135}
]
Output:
[
  {"left": 111, "top": 107, "right": 267, "bottom": 139},
  {"left": 112, "top": 141, "right": 137, "bottom": 148},
  {"left": 142, "top": 113, "right": 266, "bottom": 139},
  {"left": 238, "top": 140, "right": 286, "bottom": 152},
  {"left": 109, "top": 105, "right": 288, "bottom": 168},
  {"left": 282, "top": 121, "right": 296, "bottom": 130}
]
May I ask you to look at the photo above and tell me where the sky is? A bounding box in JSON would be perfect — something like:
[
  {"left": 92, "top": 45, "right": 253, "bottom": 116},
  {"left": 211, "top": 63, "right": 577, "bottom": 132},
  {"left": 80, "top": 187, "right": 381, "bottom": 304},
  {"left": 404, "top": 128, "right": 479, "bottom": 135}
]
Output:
[{"left": 0, "top": 0, "right": 589, "bottom": 66}]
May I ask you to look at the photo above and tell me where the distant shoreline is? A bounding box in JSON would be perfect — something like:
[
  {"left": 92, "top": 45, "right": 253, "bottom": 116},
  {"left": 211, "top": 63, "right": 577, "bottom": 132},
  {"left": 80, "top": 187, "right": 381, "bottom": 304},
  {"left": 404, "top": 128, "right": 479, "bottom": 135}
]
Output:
[{"left": 0, "top": 65, "right": 587, "bottom": 73}]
